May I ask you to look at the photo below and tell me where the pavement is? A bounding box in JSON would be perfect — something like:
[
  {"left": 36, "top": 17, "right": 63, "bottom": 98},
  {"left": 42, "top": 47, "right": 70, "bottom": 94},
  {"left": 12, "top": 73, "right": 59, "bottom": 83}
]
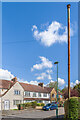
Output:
[{"left": 0, "top": 107, "right": 65, "bottom": 120}]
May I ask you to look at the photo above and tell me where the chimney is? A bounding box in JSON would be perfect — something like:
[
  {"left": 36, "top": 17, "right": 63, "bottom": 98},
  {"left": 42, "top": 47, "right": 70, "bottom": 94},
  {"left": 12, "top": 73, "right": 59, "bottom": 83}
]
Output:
[
  {"left": 38, "top": 83, "right": 44, "bottom": 87},
  {"left": 11, "top": 77, "right": 17, "bottom": 82}
]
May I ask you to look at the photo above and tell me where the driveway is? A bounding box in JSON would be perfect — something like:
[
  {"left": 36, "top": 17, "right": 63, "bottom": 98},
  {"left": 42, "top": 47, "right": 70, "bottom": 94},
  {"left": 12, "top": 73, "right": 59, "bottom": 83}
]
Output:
[{"left": 1, "top": 107, "right": 64, "bottom": 120}]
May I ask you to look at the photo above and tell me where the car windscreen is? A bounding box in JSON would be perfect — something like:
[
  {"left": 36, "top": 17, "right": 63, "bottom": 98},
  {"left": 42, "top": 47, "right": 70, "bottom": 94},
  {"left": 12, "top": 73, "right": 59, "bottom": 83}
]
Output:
[{"left": 46, "top": 104, "right": 51, "bottom": 106}]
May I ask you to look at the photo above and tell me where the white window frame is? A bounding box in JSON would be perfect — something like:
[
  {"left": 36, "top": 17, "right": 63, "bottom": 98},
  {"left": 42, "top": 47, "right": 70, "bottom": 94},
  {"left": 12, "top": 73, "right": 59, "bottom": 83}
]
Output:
[
  {"left": 13, "top": 100, "right": 21, "bottom": 105},
  {"left": 43, "top": 93, "right": 47, "bottom": 97},
  {"left": 14, "top": 90, "right": 20, "bottom": 95},
  {"left": 38, "top": 92, "right": 41, "bottom": 97},
  {"left": 24, "top": 91, "right": 30, "bottom": 97},
  {"left": 33, "top": 92, "right": 37, "bottom": 97}
]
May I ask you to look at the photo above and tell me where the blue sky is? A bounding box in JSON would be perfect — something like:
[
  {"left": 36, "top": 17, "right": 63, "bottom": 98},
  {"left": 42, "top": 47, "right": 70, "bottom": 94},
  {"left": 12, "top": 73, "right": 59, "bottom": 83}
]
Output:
[{"left": 2, "top": 2, "right": 78, "bottom": 88}]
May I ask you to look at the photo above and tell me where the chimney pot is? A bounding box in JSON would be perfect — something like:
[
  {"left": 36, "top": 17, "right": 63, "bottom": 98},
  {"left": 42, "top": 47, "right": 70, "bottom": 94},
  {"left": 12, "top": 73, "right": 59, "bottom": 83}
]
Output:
[
  {"left": 11, "top": 77, "right": 17, "bottom": 82},
  {"left": 38, "top": 83, "right": 43, "bottom": 87}
]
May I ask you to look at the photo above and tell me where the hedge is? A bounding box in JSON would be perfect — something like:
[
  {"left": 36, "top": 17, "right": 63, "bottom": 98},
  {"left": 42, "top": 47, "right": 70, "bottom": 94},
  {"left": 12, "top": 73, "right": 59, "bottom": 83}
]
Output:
[
  {"left": 17, "top": 102, "right": 45, "bottom": 109},
  {"left": 64, "top": 97, "right": 80, "bottom": 120}
]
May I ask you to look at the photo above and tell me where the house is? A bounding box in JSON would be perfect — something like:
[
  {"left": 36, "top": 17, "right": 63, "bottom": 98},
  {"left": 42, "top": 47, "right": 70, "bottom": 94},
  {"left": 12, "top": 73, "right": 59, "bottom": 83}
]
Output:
[{"left": 0, "top": 77, "right": 62, "bottom": 110}]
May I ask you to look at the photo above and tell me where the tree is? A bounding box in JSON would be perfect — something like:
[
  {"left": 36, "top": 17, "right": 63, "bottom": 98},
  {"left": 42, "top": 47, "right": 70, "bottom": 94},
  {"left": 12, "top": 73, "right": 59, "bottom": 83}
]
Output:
[
  {"left": 62, "top": 88, "right": 79, "bottom": 99},
  {"left": 73, "top": 83, "right": 80, "bottom": 97},
  {"left": 48, "top": 81, "right": 61, "bottom": 91}
]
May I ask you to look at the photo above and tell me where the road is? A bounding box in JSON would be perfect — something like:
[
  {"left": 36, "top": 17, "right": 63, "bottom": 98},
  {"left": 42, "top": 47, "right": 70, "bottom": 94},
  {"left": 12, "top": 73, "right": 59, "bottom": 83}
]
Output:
[{"left": 1, "top": 107, "right": 64, "bottom": 120}]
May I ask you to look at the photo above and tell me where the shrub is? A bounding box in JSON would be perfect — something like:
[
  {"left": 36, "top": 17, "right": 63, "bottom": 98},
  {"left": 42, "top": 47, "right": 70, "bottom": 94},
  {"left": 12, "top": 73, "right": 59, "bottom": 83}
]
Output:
[
  {"left": 37, "top": 103, "right": 41, "bottom": 106},
  {"left": 64, "top": 97, "right": 79, "bottom": 120},
  {"left": 25, "top": 102, "right": 32, "bottom": 108},
  {"left": 40, "top": 103, "right": 45, "bottom": 106},
  {"left": 78, "top": 97, "right": 80, "bottom": 119},
  {"left": 31, "top": 101, "right": 37, "bottom": 108}
]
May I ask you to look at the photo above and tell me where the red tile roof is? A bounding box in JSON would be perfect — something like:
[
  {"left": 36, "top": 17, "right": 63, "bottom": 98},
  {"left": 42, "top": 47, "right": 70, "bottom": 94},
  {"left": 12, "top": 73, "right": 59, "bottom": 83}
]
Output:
[
  {"left": 19, "top": 82, "right": 53, "bottom": 93},
  {"left": 0, "top": 79, "right": 53, "bottom": 94},
  {"left": 0, "top": 79, "right": 15, "bottom": 89}
]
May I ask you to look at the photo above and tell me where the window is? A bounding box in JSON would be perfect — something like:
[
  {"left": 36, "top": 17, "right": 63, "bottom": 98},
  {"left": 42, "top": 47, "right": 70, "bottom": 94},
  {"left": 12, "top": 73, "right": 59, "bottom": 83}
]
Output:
[
  {"left": 13, "top": 100, "right": 21, "bottom": 105},
  {"left": 33, "top": 92, "right": 36, "bottom": 97},
  {"left": 52, "top": 94, "right": 54, "bottom": 98},
  {"left": 38, "top": 93, "right": 41, "bottom": 97},
  {"left": 14, "top": 90, "right": 20, "bottom": 95},
  {"left": 43, "top": 93, "right": 47, "bottom": 97},
  {"left": 24, "top": 91, "right": 30, "bottom": 97}
]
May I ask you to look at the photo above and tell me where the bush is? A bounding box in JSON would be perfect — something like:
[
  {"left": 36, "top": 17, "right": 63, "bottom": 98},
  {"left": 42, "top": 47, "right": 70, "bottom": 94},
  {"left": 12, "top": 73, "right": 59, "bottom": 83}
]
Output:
[
  {"left": 40, "top": 103, "right": 45, "bottom": 106},
  {"left": 17, "top": 101, "right": 45, "bottom": 110},
  {"left": 64, "top": 97, "right": 79, "bottom": 120},
  {"left": 31, "top": 101, "right": 37, "bottom": 108},
  {"left": 37, "top": 103, "right": 41, "bottom": 106},
  {"left": 24, "top": 102, "right": 32, "bottom": 108},
  {"left": 78, "top": 97, "right": 80, "bottom": 119}
]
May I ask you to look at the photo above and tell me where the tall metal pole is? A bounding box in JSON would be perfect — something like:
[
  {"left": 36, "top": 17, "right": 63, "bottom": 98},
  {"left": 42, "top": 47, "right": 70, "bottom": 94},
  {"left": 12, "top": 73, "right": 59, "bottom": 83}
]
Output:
[
  {"left": 67, "top": 4, "right": 71, "bottom": 99},
  {"left": 56, "top": 63, "right": 58, "bottom": 118},
  {"left": 54, "top": 61, "right": 58, "bottom": 118}
]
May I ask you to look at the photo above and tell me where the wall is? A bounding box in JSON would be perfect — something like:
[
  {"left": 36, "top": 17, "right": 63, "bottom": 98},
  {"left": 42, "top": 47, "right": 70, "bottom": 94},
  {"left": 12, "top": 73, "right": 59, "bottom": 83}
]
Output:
[
  {"left": 24, "top": 91, "right": 50, "bottom": 99},
  {"left": 0, "top": 89, "right": 7, "bottom": 95},
  {"left": 2, "top": 82, "right": 24, "bottom": 110},
  {"left": 50, "top": 88, "right": 57, "bottom": 102}
]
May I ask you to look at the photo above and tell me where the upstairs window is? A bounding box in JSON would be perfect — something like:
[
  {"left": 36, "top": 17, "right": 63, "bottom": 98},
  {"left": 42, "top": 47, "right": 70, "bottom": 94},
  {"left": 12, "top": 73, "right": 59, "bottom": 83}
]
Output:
[
  {"left": 33, "top": 92, "right": 36, "bottom": 97},
  {"left": 24, "top": 91, "right": 30, "bottom": 97},
  {"left": 38, "top": 93, "right": 41, "bottom": 97},
  {"left": 43, "top": 93, "right": 47, "bottom": 97},
  {"left": 14, "top": 90, "right": 20, "bottom": 95}
]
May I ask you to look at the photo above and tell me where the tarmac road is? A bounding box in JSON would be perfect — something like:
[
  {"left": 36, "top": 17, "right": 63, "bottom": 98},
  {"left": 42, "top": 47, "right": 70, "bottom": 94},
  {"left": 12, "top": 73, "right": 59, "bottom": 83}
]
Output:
[{"left": 1, "top": 107, "right": 64, "bottom": 120}]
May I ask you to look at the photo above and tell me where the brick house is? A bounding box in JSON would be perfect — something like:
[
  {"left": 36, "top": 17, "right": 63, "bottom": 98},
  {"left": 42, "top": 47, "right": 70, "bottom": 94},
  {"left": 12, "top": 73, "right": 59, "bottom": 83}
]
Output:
[{"left": 0, "top": 77, "right": 63, "bottom": 110}]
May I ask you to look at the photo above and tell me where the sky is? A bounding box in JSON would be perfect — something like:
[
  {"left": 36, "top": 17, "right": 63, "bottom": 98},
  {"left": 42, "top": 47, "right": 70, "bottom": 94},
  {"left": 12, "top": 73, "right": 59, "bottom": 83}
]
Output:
[{"left": 1, "top": 2, "right": 78, "bottom": 89}]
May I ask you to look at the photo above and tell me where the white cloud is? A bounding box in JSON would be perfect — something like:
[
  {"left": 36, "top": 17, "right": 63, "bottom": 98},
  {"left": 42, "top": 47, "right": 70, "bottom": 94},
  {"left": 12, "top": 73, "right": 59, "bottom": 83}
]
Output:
[
  {"left": 32, "top": 25, "right": 37, "bottom": 31},
  {"left": 19, "top": 79, "right": 39, "bottom": 86},
  {"left": 48, "top": 74, "right": 52, "bottom": 80},
  {"left": 71, "top": 80, "right": 80, "bottom": 87},
  {"left": 46, "top": 69, "right": 53, "bottom": 74},
  {"left": 32, "top": 21, "right": 74, "bottom": 47},
  {"left": 31, "top": 56, "right": 53, "bottom": 71},
  {"left": 36, "top": 73, "right": 47, "bottom": 80},
  {"left": 58, "top": 78, "right": 65, "bottom": 87},
  {"left": 75, "top": 80, "right": 80, "bottom": 84},
  {"left": 0, "top": 69, "right": 14, "bottom": 80},
  {"left": 71, "top": 82, "right": 75, "bottom": 88},
  {"left": 46, "top": 78, "right": 65, "bottom": 87},
  {"left": 29, "top": 80, "right": 38, "bottom": 85},
  {"left": 36, "top": 72, "right": 52, "bottom": 80}
]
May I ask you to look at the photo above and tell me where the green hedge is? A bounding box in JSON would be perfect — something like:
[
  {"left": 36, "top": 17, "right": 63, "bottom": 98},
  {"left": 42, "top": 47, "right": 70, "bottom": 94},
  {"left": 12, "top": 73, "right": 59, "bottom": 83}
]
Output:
[
  {"left": 31, "top": 101, "right": 37, "bottom": 108},
  {"left": 64, "top": 97, "right": 80, "bottom": 120},
  {"left": 37, "top": 103, "right": 41, "bottom": 106},
  {"left": 17, "top": 101, "right": 45, "bottom": 109},
  {"left": 40, "top": 103, "right": 45, "bottom": 106}
]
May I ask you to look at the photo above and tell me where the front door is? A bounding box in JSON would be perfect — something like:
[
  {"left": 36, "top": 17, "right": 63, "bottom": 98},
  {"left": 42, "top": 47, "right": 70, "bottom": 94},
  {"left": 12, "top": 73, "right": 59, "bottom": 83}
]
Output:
[{"left": 4, "top": 100, "right": 10, "bottom": 110}]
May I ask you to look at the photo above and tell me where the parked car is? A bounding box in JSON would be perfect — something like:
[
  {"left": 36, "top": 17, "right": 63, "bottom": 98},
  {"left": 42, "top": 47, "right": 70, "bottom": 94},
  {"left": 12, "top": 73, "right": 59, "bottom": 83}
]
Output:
[{"left": 42, "top": 103, "right": 57, "bottom": 111}]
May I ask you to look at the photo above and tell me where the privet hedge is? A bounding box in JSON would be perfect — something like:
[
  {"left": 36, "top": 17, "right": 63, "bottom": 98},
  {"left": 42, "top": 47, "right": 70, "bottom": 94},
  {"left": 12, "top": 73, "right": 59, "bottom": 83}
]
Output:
[
  {"left": 64, "top": 97, "right": 80, "bottom": 120},
  {"left": 17, "top": 101, "right": 45, "bottom": 110}
]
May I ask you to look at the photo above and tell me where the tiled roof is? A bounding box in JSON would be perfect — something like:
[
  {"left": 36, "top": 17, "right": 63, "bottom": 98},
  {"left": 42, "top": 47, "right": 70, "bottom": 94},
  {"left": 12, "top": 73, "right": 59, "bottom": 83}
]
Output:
[
  {"left": 0, "top": 79, "right": 15, "bottom": 89},
  {"left": 0, "top": 80, "right": 16, "bottom": 97},
  {"left": 19, "top": 82, "right": 52, "bottom": 93},
  {"left": 24, "top": 98, "right": 50, "bottom": 101},
  {"left": 44, "top": 87, "right": 53, "bottom": 93},
  {"left": 0, "top": 79, "right": 53, "bottom": 94}
]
